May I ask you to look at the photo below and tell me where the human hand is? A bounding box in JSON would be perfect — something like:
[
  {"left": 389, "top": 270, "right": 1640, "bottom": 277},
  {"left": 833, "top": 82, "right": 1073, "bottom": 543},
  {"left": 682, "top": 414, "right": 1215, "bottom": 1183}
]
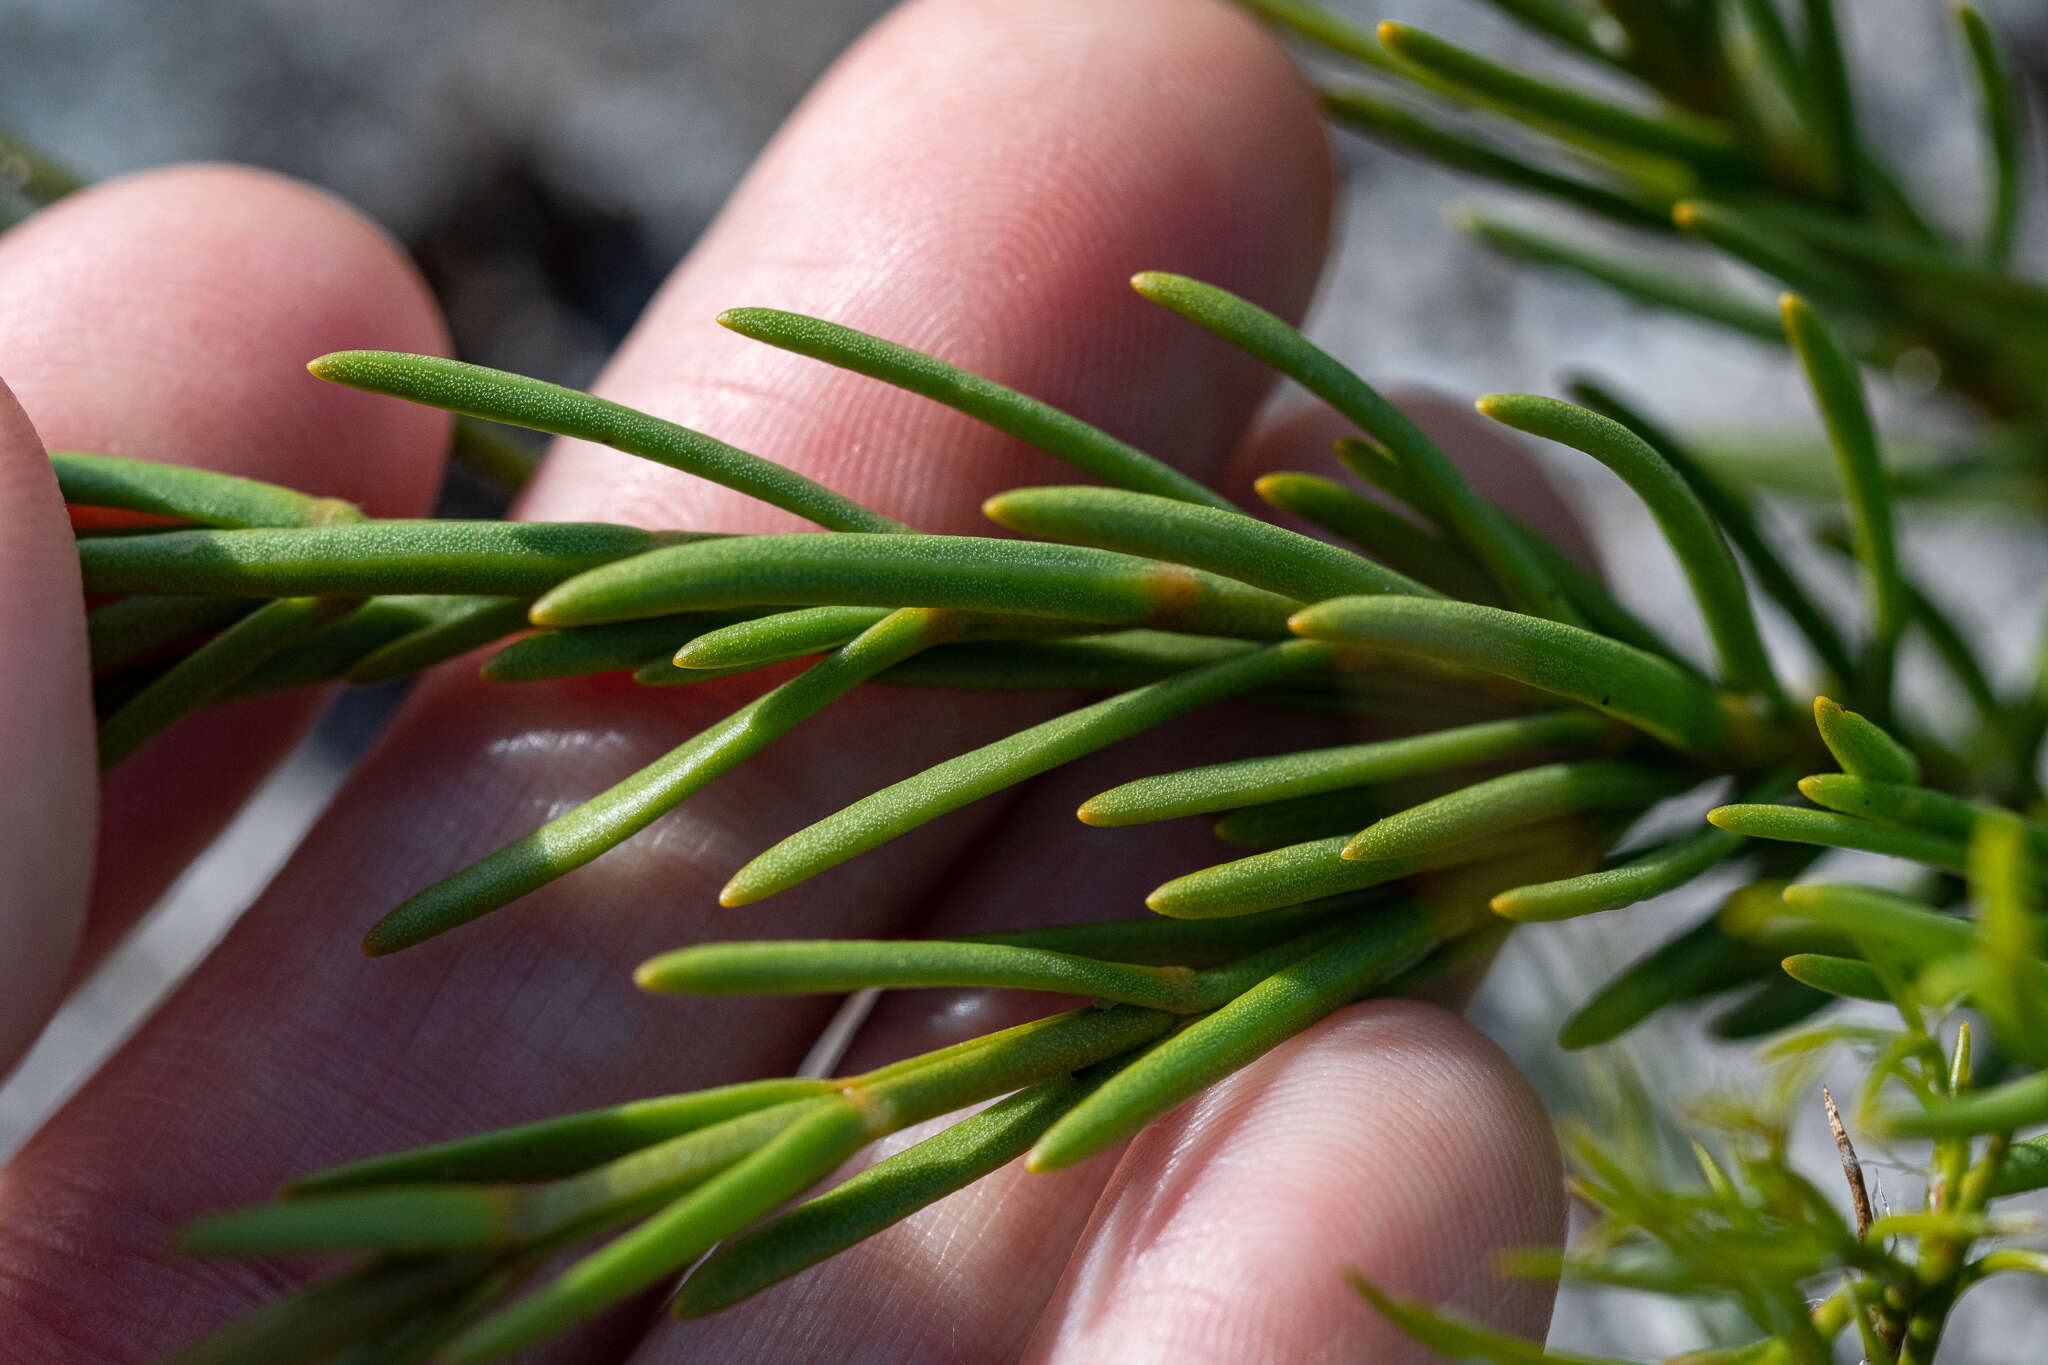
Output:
[{"left": 0, "top": 2, "right": 1564, "bottom": 1359}]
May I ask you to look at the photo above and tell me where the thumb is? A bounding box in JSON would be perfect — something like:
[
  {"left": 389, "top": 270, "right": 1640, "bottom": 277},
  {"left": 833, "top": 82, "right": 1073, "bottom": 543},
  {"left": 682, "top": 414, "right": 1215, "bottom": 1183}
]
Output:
[
  {"left": 1024, "top": 1000, "right": 1562, "bottom": 1362},
  {"left": 0, "top": 377, "right": 94, "bottom": 1075}
]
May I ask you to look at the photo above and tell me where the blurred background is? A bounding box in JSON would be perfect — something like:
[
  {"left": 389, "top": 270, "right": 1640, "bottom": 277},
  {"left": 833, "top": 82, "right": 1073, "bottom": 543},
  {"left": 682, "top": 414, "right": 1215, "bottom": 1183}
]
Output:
[{"left": 2, "top": 0, "right": 2045, "bottom": 1356}]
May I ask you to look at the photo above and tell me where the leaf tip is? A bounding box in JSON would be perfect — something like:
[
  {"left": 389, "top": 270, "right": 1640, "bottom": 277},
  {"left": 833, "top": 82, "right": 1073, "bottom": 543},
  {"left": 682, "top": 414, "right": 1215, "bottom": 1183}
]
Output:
[
  {"left": 358, "top": 922, "right": 404, "bottom": 957},
  {"left": 527, "top": 592, "right": 570, "bottom": 628}
]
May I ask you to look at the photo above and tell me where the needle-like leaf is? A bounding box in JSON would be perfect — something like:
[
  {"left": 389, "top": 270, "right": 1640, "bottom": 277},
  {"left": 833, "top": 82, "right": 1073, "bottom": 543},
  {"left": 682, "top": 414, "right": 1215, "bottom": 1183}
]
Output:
[
  {"left": 983, "top": 484, "right": 1436, "bottom": 601},
  {"left": 1956, "top": 5, "right": 2021, "bottom": 267},
  {"left": 1211, "top": 787, "right": 1395, "bottom": 850},
  {"left": 1558, "top": 910, "right": 1750, "bottom": 1049},
  {"left": 86, "top": 595, "right": 256, "bottom": 677},
  {"left": 1671, "top": 200, "right": 1873, "bottom": 307},
  {"left": 1800, "top": 773, "right": 2048, "bottom": 854},
  {"left": 672, "top": 606, "right": 894, "bottom": 669},
  {"left": 1811, "top": 695, "right": 1919, "bottom": 784},
  {"left": 1708, "top": 803, "right": 1972, "bottom": 873},
  {"left": 1323, "top": 89, "right": 1670, "bottom": 231},
  {"left": 167, "top": 1255, "right": 499, "bottom": 1365},
  {"left": 674, "top": 1073, "right": 1096, "bottom": 1318},
  {"left": 478, "top": 611, "right": 755, "bottom": 682},
  {"left": 52, "top": 450, "right": 363, "bottom": 529},
  {"left": 531, "top": 533, "right": 1298, "bottom": 638},
  {"left": 1493, "top": 821, "right": 1745, "bottom": 922},
  {"left": 1028, "top": 905, "right": 1437, "bottom": 1170},
  {"left": 363, "top": 608, "right": 960, "bottom": 953},
  {"left": 962, "top": 897, "right": 1355, "bottom": 964},
  {"left": 290, "top": 1078, "right": 837, "bottom": 1193},
  {"left": 1351, "top": 1271, "right": 1639, "bottom": 1364},
  {"left": 1130, "top": 272, "right": 1573, "bottom": 621},
  {"left": 1287, "top": 596, "right": 1739, "bottom": 756},
  {"left": 719, "top": 641, "right": 1335, "bottom": 905},
  {"left": 714, "top": 308, "right": 1232, "bottom": 509},
  {"left": 446, "top": 1004, "right": 1171, "bottom": 1362},
  {"left": 310, "top": 351, "right": 902, "bottom": 533},
  {"left": 1968, "top": 812, "right": 2048, "bottom": 1065},
  {"left": 1461, "top": 211, "right": 1784, "bottom": 344},
  {"left": 1881, "top": 1069, "right": 2048, "bottom": 1139},
  {"left": 1377, "top": 21, "right": 1749, "bottom": 172},
  {"left": 1476, "top": 393, "right": 1781, "bottom": 705},
  {"left": 79, "top": 521, "right": 690, "bottom": 599},
  {"left": 1147, "top": 820, "right": 1564, "bottom": 920},
  {"left": 1080, "top": 710, "right": 1614, "bottom": 825},
  {"left": 1780, "top": 952, "right": 1887, "bottom": 1002},
  {"left": 635, "top": 939, "right": 1203, "bottom": 1011},
  {"left": 1345, "top": 760, "right": 1691, "bottom": 861},
  {"left": 344, "top": 597, "right": 532, "bottom": 685},
  {"left": 1796, "top": 0, "right": 1861, "bottom": 203},
  {"left": 1567, "top": 377, "right": 1855, "bottom": 683},
  {"left": 875, "top": 632, "right": 1255, "bottom": 693},
  {"left": 97, "top": 595, "right": 356, "bottom": 768},
  {"left": 1252, "top": 470, "right": 1498, "bottom": 601},
  {"left": 1734, "top": 882, "right": 1982, "bottom": 963},
  {"left": 439, "top": 1098, "right": 875, "bottom": 1363},
  {"left": 1782, "top": 295, "right": 1904, "bottom": 706}
]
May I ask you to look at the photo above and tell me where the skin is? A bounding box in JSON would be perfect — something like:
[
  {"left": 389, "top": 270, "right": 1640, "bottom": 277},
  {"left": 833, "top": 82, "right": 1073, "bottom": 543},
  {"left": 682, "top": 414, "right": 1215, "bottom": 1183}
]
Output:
[{"left": 0, "top": 1, "right": 1569, "bottom": 1360}]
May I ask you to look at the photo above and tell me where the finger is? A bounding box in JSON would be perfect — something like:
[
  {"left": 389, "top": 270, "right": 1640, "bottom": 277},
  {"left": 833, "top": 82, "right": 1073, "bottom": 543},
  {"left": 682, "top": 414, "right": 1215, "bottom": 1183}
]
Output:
[
  {"left": 0, "top": 379, "right": 94, "bottom": 1073},
  {"left": 652, "top": 392, "right": 1587, "bottom": 1356},
  {"left": 1024, "top": 1002, "right": 1561, "bottom": 1362},
  {"left": 0, "top": 164, "right": 451, "bottom": 972},
  {"left": 0, "top": 0, "right": 1332, "bottom": 1358}
]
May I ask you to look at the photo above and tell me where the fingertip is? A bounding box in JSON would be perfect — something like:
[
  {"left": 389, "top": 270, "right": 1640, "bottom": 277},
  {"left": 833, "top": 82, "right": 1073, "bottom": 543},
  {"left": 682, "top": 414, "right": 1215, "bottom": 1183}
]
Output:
[
  {"left": 530, "top": 0, "right": 1333, "bottom": 531},
  {"left": 0, "top": 162, "right": 451, "bottom": 517},
  {"left": 1027, "top": 1000, "right": 1561, "bottom": 1363}
]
